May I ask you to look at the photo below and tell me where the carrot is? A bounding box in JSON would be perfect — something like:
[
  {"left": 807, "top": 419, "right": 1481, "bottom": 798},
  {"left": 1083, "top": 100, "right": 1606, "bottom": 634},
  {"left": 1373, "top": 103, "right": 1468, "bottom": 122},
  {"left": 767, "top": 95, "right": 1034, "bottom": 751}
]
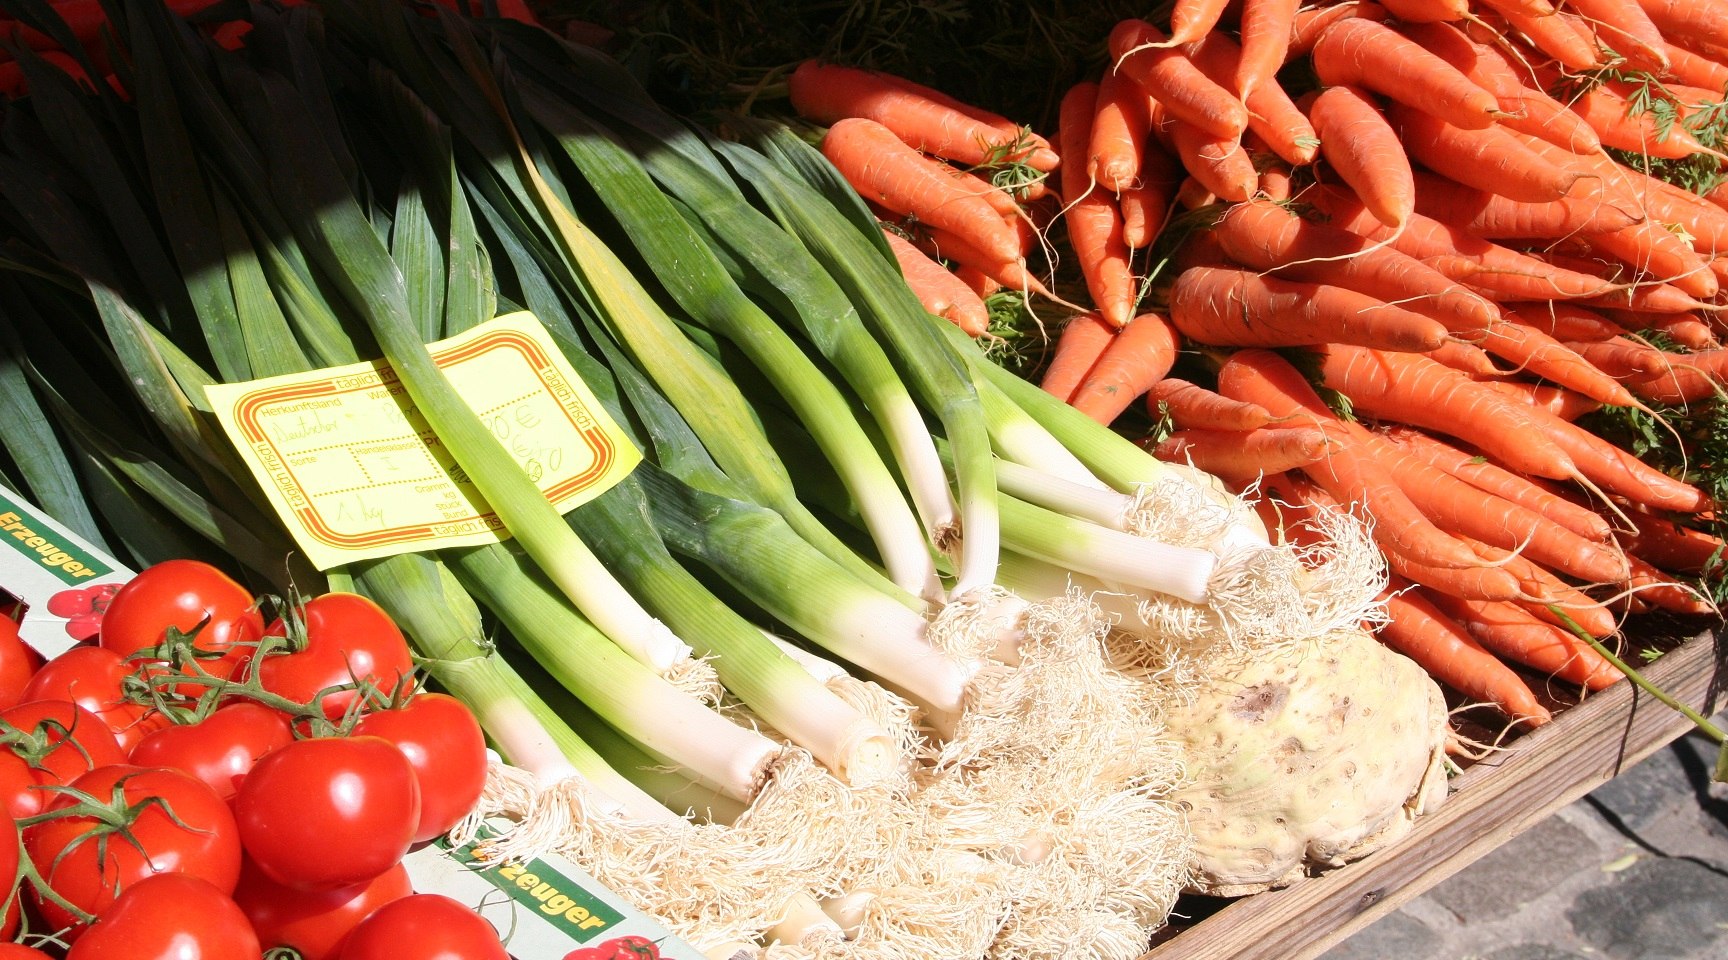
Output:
[
  {"left": 1377, "top": 0, "right": 1468, "bottom": 23},
  {"left": 1059, "top": 83, "right": 1137, "bottom": 329},
  {"left": 1425, "top": 340, "right": 1504, "bottom": 377},
  {"left": 1378, "top": 580, "right": 1552, "bottom": 725},
  {"left": 1518, "top": 398, "right": 1717, "bottom": 512},
  {"left": 1236, "top": 0, "right": 1300, "bottom": 98},
  {"left": 1040, "top": 311, "right": 1116, "bottom": 402},
  {"left": 1305, "top": 86, "right": 1414, "bottom": 229},
  {"left": 1617, "top": 508, "right": 1728, "bottom": 574},
  {"left": 1503, "top": 303, "right": 1623, "bottom": 342},
  {"left": 1175, "top": 176, "right": 1220, "bottom": 211},
  {"left": 1640, "top": 0, "right": 1728, "bottom": 51},
  {"left": 1312, "top": 343, "right": 1583, "bottom": 481},
  {"left": 1479, "top": 380, "right": 1606, "bottom": 422},
  {"left": 873, "top": 72, "right": 1055, "bottom": 156},
  {"left": 1473, "top": 0, "right": 1558, "bottom": 17},
  {"left": 1497, "top": 92, "right": 1605, "bottom": 155},
  {"left": 790, "top": 60, "right": 1059, "bottom": 171},
  {"left": 1626, "top": 350, "right": 1728, "bottom": 404},
  {"left": 1576, "top": 223, "right": 1719, "bottom": 300},
  {"left": 1108, "top": 19, "right": 1250, "bottom": 140},
  {"left": 1147, "top": 378, "right": 1278, "bottom": 431},
  {"left": 1186, "top": 33, "right": 1321, "bottom": 166},
  {"left": 1604, "top": 310, "right": 1719, "bottom": 350},
  {"left": 909, "top": 225, "right": 1054, "bottom": 299},
  {"left": 1088, "top": 69, "right": 1152, "bottom": 195},
  {"left": 1068, "top": 312, "right": 1182, "bottom": 424},
  {"left": 1562, "top": 336, "right": 1670, "bottom": 378},
  {"left": 1213, "top": 199, "right": 1499, "bottom": 334},
  {"left": 1662, "top": 40, "right": 1728, "bottom": 92},
  {"left": 882, "top": 229, "right": 991, "bottom": 337},
  {"left": 1398, "top": 21, "right": 1521, "bottom": 96},
  {"left": 1166, "top": 121, "right": 1258, "bottom": 204},
  {"left": 1568, "top": 85, "right": 1725, "bottom": 161},
  {"left": 1310, "top": 18, "right": 1503, "bottom": 130},
  {"left": 1388, "top": 104, "right": 1585, "bottom": 204},
  {"left": 1169, "top": 266, "right": 1450, "bottom": 351},
  {"left": 1258, "top": 165, "right": 1297, "bottom": 202},
  {"left": 1154, "top": 424, "right": 1338, "bottom": 481},
  {"left": 1217, "top": 349, "right": 1497, "bottom": 570},
  {"left": 1455, "top": 538, "right": 1622, "bottom": 637},
  {"left": 1167, "top": 0, "right": 1235, "bottom": 47},
  {"left": 1118, "top": 181, "right": 1173, "bottom": 250},
  {"left": 1567, "top": 0, "right": 1671, "bottom": 70},
  {"left": 1476, "top": 321, "right": 1640, "bottom": 407},
  {"left": 1491, "top": 7, "right": 1603, "bottom": 70},
  {"left": 1379, "top": 424, "right": 1615, "bottom": 541},
  {"left": 1621, "top": 554, "right": 1719, "bottom": 617},
  {"left": 1426, "top": 594, "right": 1623, "bottom": 689},
  {"left": 1288, "top": 2, "right": 1389, "bottom": 58},
  {"left": 1412, "top": 172, "right": 1640, "bottom": 240},
  {"left": 1388, "top": 550, "right": 1528, "bottom": 600},
  {"left": 1355, "top": 428, "right": 1632, "bottom": 583},
  {"left": 821, "top": 118, "right": 1024, "bottom": 265},
  {"left": 937, "top": 164, "right": 1025, "bottom": 221},
  {"left": 952, "top": 264, "right": 1001, "bottom": 299}
]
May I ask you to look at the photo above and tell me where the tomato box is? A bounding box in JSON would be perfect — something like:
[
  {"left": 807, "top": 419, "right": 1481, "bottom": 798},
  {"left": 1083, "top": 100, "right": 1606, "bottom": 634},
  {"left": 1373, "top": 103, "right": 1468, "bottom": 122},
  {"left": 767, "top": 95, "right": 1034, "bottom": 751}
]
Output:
[
  {"left": 0, "top": 482, "right": 135, "bottom": 659},
  {"left": 403, "top": 819, "right": 717, "bottom": 960}
]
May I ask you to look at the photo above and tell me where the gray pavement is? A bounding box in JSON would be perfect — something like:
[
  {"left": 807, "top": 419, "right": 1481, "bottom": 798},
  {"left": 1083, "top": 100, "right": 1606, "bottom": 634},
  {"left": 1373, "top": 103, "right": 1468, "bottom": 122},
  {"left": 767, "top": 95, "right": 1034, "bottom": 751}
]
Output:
[{"left": 1321, "top": 715, "right": 1728, "bottom": 960}]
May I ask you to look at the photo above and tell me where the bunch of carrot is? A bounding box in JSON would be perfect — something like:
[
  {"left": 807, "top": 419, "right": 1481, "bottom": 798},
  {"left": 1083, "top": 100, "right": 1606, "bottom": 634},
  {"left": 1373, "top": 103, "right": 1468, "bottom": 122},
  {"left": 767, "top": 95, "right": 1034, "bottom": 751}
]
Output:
[{"left": 785, "top": 0, "right": 1728, "bottom": 734}]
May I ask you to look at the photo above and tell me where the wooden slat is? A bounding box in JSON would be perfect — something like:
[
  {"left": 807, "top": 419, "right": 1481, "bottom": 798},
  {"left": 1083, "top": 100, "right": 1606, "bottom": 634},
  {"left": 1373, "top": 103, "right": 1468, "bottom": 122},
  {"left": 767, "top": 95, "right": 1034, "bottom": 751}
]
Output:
[{"left": 1142, "top": 627, "right": 1726, "bottom": 960}]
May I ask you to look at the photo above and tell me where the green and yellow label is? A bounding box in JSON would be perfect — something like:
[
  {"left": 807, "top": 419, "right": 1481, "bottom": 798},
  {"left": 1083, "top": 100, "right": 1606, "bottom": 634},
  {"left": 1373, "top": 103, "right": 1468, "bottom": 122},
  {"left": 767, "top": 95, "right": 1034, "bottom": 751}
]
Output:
[
  {"left": 0, "top": 492, "right": 111, "bottom": 584},
  {"left": 442, "top": 832, "right": 626, "bottom": 942}
]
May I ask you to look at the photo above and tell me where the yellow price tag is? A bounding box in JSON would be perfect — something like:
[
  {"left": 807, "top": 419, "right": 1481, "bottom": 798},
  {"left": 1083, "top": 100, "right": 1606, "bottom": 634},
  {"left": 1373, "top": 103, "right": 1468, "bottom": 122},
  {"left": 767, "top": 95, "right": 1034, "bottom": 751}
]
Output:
[{"left": 207, "top": 312, "right": 641, "bottom": 570}]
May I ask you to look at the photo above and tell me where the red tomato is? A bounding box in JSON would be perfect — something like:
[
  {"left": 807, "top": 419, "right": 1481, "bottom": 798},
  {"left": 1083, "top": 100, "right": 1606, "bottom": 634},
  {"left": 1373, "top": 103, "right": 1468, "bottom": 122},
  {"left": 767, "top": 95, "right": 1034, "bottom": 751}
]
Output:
[
  {"left": 64, "top": 872, "right": 260, "bottom": 960},
  {"left": 0, "top": 945, "right": 54, "bottom": 959},
  {"left": 337, "top": 894, "right": 508, "bottom": 960},
  {"left": 21, "top": 645, "right": 168, "bottom": 752},
  {"left": 98, "top": 559, "right": 263, "bottom": 686},
  {"left": 128, "top": 701, "right": 295, "bottom": 801},
  {"left": 565, "top": 936, "right": 664, "bottom": 960},
  {"left": 46, "top": 583, "right": 124, "bottom": 643},
  {"left": 235, "top": 857, "right": 412, "bottom": 960},
  {"left": 24, "top": 764, "right": 242, "bottom": 937},
  {"left": 259, "top": 593, "right": 414, "bottom": 719},
  {"left": 234, "top": 736, "right": 419, "bottom": 892},
  {"left": 0, "top": 700, "right": 127, "bottom": 818},
  {"left": 0, "top": 616, "right": 35, "bottom": 710},
  {"left": 353, "top": 692, "right": 487, "bottom": 842}
]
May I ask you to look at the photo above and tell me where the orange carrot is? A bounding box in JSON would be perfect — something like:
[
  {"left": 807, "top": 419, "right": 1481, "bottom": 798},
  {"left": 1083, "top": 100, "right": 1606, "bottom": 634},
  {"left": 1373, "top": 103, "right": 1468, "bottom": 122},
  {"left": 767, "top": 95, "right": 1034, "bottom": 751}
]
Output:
[
  {"left": 1458, "top": 539, "right": 1620, "bottom": 637},
  {"left": 1476, "top": 321, "right": 1640, "bottom": 407},
  {"left": 1059, "top": 82, "right": 1137, "bottom": 329},
  {"left": 1413, "top": 172, "right": 1640, "bottom": 239},
  {"left": 909, "top": 225, "right": 1055, "bottom": 299},
  {"left": 1379, "top": 423, "right": 1615, "bottom": 541},
  {"left": 1211, "top": 199, "right": 1499, "bottom": 333},
  {"left": 1566, "top": 0, "right": 1671, "bottom": 70},
  {"left": 1576, "top": 223, "right": 1719, "bottom": 300},
  {"left": 1040, "top": 311, "right": 1116, "bottom": 402},
  {"left": 1388, "top": 104, "right": 1585, "bottom": 204},
  {"left": 952, "top": 263, "right": 1001, "bottom": 299},
  {"left": 1147, "top": 378, "right": 1277, "bottom": 431},
  {"left": 1504, "top": 302, "right": 1623, "bottom": 341},
  {"left": 1479, "top": 380, "right": 1606, "bottom": 422},
  {"left": 1089, "top": 69, "right": 1152, "bottom": 195},
  {"left": 1168, "top": 0, "right": 1235, "bottom": 46},
  {"left": 1492, "top": 7, "right": 1603, "bottom": 69},
  {"left": 1517, "top": 397, "right": 1717, "bottom": 512},
  {"left": 1387, "top": 550, "right": 1528, "bottom": 600},
  {"left": 1563, "top": 336, "right": 1671, "bottom": 378},
  {"left": 1378, "top": 580, "right": 1552, "bottom": 725},
  {"left": 1217, "top": 349, "right": 1497, "bottom": 570},
  {"left": 1569, "top": 84, "right": 1724, "bottom": 161},
  {"left": 1288, "top": 2, "right": 1389, "bottom": 58},
  {"left": 1626, "top": 349, "right": 1728, "bottom": 404},
  {"left": 1068, "top": 312, "right": 1182, "bottom": 424},
  {"left": 1118, "top": 181, "right": 1174, "bottom": 250},
  {"left": 1662, "top": 40, "right": 1728, "bottom": 92},
  {"left": 1425, "top": 340, "right": 1505, "bottom": 377},
  {"left": 1236, "top": 0, "right": 1300, "bottom": 98},
  {"left": 1621, "top": 554, "right": 1719, "bottom": 617},
  {"left": 790, "top": 60, "right": 1059, "bottom": 171},
  {"left": 1305, "top": 85, "right": 1414, "bottom": 229},
  {"left": 1310, "top": 17, "right": 1502, "bottom": 129},
  {"left": 1166, "top": 121, "right": 1258, "bottom": 203},
  {"left": 1108, "top": 18, "right": 1250, "bottom": 140},
  {"left": 1169, "top": 266, "right": 1449, "bottom": 351},
  {"left": 882, "top": 229, "right": 990, "bottom": 337},
  {"left": 1153, "top": 424, "right": 1337, "bottom": 482},
  {"left": 821, "top": 118, "right": 1023, "bottom": 265},
  {"left": 1617, "top": 508, "right": 1727, "bottom": 574},
  {"left": 1355, "top": 427, "right": 1632, "bottom": 583},
  {"left": 1378, "top": 0, "right": 1468, "bottom": 22},
  {"left": 1426, "top": 594, "right": 1623, "bottom": 689},
  {"left": 1186, "top": 33, "right": 1321, "bottom": 166},
  {"left": 1259, "top": 165, "right": 1297, "bottom": 202},
  {"left": 1604, "top": 310, "right": 1719, "bottom": 350},
  {"left": 1312, "top": 343, "right": 1582, "bottom": 480}
]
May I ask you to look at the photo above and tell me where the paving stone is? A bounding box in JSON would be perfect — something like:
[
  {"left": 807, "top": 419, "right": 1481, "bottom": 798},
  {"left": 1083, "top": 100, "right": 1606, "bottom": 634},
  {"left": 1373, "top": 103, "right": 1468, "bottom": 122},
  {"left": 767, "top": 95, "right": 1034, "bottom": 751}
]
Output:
[
  {"left": 1425, "top": 815, "right": 1601, "bottom": 924},
  {"left": 1314, "top": 911, "right": 1439, "bottom": 960},
  {"left": 1566, "top": 856, "right": 1728, "bottom": 959},
  {"left": 1478, "top": 945, "right": 1593, "bottom": 960}
]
